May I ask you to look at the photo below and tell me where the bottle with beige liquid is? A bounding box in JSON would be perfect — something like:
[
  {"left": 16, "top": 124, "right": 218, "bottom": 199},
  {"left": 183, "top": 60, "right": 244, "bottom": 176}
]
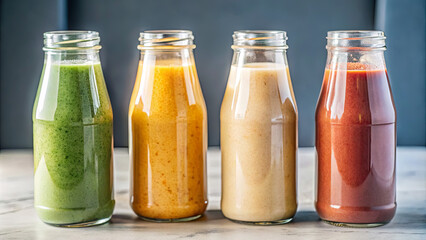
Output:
[{"left": 220, "top": 30, "right": 298, "bottom": 225}]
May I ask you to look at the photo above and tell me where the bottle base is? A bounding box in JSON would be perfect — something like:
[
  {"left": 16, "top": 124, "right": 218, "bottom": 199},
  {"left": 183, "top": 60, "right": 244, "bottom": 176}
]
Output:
[
  {"left": 322, "top": 219, "right": 389, "bottom": 228},
  {"left": 226, "top": 217, "right": 293, "bottom": 226},
  {"left": 44, "top": 216, "right": 111, "bottom": 228},
  {"left": 138, "top": 214, "right": 202, "bottom": 223}
]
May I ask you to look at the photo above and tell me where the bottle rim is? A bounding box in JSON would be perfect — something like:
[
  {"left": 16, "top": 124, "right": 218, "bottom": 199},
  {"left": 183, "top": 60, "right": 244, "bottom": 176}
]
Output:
[
  {"left": 326, "top": 30, "right": 386, "bottom": 50},
  {"left": 138, "top": 30, "right": 195, "bottom": 50},
  {"left": 232, "top": 30, "right": 288, "bottom": 49},
  {"left": 43, "top": 31, "right": 101, "bottom": 51}
]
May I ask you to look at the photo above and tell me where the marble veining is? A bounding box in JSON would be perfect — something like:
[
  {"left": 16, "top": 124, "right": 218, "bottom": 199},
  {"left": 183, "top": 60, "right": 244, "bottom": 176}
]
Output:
[{"left": 0, "top": 147, "right": 425, "bottom": 239}]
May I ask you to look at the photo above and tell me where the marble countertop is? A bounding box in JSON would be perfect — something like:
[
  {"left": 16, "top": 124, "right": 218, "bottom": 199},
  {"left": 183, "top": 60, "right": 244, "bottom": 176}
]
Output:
[{"left": 0, "top": 147, "right": 425, "bottom": 239}]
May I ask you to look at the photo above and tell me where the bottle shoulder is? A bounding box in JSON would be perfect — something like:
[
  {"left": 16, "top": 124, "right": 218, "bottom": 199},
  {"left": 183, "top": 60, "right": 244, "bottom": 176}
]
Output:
[
  {"left": 33, "top": 63, "right": 112, "bottom": 123},
  {"left": 220, "top": 65, "right": 297, "bottom": 122},
  {"left": 316, "top": 67, "right": 395, "bottom": 124},
  {"left": 129, "top": 61, "right": 206, "bottom": 117}
]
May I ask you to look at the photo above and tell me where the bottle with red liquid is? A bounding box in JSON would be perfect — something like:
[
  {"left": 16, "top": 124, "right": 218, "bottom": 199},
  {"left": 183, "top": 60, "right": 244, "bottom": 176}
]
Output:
[{"left": 315, "top": 31, "right": 396, "bottom": 227}]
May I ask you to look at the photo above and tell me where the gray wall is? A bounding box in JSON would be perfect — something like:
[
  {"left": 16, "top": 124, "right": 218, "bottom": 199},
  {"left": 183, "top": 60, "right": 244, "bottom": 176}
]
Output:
[
  {"left": 375, "top": 0, "right": 426, "bottom": 146},
  {"left": 0, "top": 0, "right": 67, "bottom": 149},
  {"left": 0, "top": 0, "right": 424, "bottom": 148}
]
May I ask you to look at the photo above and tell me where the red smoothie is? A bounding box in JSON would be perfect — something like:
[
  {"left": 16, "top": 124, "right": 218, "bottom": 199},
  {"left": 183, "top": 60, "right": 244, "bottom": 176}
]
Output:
[{"left": 315, "top": 63, "right": 396, "bottom": 225}]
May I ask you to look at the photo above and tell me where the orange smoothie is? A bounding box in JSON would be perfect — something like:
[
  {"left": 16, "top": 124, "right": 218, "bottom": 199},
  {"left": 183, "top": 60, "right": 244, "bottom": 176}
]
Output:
[{"left": 129, "top": 60, "right": 207, "bottom": 220}]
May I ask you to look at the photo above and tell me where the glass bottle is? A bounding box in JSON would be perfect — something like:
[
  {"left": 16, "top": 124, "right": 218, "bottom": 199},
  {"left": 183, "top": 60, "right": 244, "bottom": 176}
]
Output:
[
  {"left": 129, "top": 30, "right": 208, "bottom": 222},
  {"left": 315, "top": 31, "right": 396, "bottom": 227},
  {"left": 33, "top": 31, "right": 115, "bottom": 227},
  {"left": 220, "top": 30, "right": 298, "bottom": 225}
]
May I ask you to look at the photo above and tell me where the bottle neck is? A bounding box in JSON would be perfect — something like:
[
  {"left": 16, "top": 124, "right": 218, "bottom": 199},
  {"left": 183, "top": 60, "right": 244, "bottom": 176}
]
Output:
[
  {"left": 44, "top": 50, "right": 101, "bottom": 64},
  {"left": 139, "top": 48, "right": 195, "bottom": 66},
  {"left": 326, "top": 49, "right": 386, "bottom": 71},
  {"left": 232, "top": 48, "right": 288, "bottom": 66},
  {"left": 325, "top": 31, "right": 387, "bottom": 71}
]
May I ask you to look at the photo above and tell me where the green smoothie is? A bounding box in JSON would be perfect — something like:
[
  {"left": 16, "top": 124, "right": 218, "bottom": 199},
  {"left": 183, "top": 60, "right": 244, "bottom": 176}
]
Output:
[{"left": 33, "top": 62, "right": 114, "bottom": 225}]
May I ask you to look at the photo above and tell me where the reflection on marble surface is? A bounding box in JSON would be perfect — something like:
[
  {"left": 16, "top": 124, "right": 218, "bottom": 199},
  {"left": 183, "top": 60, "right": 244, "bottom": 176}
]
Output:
[{"left": 0, "top": 147, "right": 425, "bottom": 239}]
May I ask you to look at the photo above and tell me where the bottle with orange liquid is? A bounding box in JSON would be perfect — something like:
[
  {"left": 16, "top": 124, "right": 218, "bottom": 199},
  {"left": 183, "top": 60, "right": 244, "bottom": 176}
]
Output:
[{"left": 129, "top": 30, "right": 208, "bottom": 222}]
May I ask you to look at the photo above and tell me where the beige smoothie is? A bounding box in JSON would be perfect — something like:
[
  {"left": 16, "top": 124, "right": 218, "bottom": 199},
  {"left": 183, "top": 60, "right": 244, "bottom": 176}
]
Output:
[{"left": 220, "top": 63, "right": 297, "bottom": 222}]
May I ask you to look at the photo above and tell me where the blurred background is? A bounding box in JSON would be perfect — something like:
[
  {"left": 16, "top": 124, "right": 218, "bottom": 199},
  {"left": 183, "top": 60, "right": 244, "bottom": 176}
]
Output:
[{"left": 0, "top": 0, "right": 424, "bottom": 149}]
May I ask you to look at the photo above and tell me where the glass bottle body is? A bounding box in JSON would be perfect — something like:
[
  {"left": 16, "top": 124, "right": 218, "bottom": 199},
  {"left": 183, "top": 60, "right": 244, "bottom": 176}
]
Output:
[
  {"left": 221, "top": 31, "right": 298, "bottom": 225},
  {"left": 33, "top": 32, "right": 114, "bottom": 227},
  {"left": 129, "top": 37, "right": 208, "bottom": 222},
  {"left": 315, "top": 31, "right": 396, "bottom": 227}
]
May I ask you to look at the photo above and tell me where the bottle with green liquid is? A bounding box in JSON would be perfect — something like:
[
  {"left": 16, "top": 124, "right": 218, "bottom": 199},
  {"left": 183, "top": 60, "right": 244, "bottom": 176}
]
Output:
[{"left": 33, "top": 31, "right": 115, "bottom": 227}]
